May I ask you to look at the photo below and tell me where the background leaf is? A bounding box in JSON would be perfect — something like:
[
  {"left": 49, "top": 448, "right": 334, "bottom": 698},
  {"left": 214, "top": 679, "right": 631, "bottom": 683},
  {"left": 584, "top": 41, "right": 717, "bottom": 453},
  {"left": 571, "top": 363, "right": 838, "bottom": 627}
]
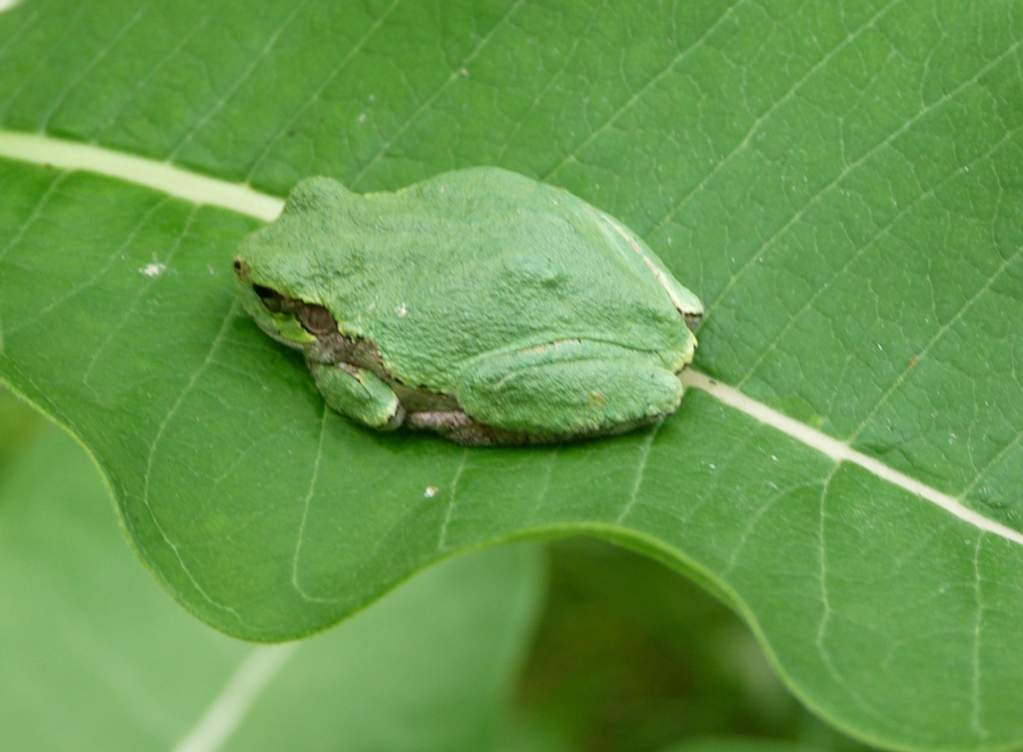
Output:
[
  {"left": 0, "top": 397, "right": 543, "bottom": 751},
  {"left": 1, "top": 1, "right": 1021, "bottom": 750},
  {"left": 513, "top": 538, "right": 876, "bottom": 752}
]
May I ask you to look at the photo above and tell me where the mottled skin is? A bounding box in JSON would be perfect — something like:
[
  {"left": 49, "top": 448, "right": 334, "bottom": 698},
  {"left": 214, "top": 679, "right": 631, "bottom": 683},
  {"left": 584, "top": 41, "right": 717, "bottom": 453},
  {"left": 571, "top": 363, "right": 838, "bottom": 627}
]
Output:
[{"left": 234, "top": 167, "right": 703, "bottom": 445}]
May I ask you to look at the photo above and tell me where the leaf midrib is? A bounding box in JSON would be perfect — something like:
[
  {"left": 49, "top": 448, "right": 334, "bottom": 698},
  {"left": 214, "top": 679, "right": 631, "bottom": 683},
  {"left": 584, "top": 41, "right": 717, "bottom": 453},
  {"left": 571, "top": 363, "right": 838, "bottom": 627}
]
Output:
[
  {"left": 173, "top": 644, "right": 298, "bottom": 752},
  {"left": 1, "top": 129, "right": 1019, "bottom": 551}
]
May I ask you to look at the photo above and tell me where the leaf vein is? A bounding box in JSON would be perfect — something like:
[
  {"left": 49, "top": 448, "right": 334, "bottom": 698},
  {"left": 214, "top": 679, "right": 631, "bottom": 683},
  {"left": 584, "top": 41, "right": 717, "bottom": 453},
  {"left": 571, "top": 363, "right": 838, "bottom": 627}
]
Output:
[
  {"left": 39, "top": 1, "right": 153, "bottom": 129},
  {"left": 8, "top": 193, "right": 170, "bottom": 338},
  {"left": 96, "top": 10, "right": 214, "bottom": 139},
  {"left": 0, "top": 2, "right": 90, "bottom": 117},
  {"left": 541, "top": 0, "right": 745, "bottom": 180},
  {"left": 166, "top": 0, "right": 314, "bottom": 161},
  {"left": 736, "top": 113, "right": 1023, "bottom": 389},
  {"left": 436, "top": 448, "right": 469, "bottom": 552},
  {"left": 141, "top": 300, "right": 245, "bottom": 623},
  {"left": 81, "top": 203, "right": 200, "bottom": 393},
  {"left": 244, "top": 0, "right": 405, "bottom": 182},
  {"left": 643, "top": 0, "right": 904, "bottom": 243},
  {"left": 291, "top": 405, "right": 333, "bottom": 604},
  {"left": 849, "top": 244, "right": 1023, "bottom": 442},
  {"left": 615, "top": 417, "right": 663, "bottom": 524},
  {"left": 0, "top": 5, "right": 40, "bottom": 61},
  {"left": 349, "top": 0, "right": 527, "bottom": 187},
  {"left": 704, "top": 35, "right": 1023, "bottom": 316}
]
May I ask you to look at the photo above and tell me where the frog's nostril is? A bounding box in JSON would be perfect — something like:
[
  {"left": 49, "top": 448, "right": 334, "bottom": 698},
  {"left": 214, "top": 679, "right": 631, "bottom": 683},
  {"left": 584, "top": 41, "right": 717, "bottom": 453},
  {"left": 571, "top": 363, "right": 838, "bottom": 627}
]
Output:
[{"left": 233, "top": 258, "right": 249, "bottom": 277}]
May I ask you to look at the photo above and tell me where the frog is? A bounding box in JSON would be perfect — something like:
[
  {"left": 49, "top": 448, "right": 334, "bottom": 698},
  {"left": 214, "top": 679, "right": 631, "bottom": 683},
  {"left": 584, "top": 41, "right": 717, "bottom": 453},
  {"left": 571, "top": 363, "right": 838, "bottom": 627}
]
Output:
[{"left": 233, "top": 167, "right": 703, "bottom": 445}]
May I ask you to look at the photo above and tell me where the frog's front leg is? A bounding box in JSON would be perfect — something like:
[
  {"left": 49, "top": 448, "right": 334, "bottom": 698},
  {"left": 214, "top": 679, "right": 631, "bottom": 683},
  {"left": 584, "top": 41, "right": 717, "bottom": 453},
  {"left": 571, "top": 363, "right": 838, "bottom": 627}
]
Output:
[
  {"left": 455, "top": 341, "right": 683, "bottom": 440},
  {"left": 308, "top": 360, "right": 405, "bottom": 430}
]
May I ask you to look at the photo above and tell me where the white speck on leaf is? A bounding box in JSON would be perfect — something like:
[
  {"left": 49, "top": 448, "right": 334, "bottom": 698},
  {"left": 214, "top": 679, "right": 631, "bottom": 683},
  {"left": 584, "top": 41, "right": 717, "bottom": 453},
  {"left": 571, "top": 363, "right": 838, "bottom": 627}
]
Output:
[
  {"left": 356, "top": 112, "right": 367, "bottom": 125},
  {"left": 140, "top": 262, "right": 166, "bottom": 278},
  {"left": 424, "top": 485, "right": 438, "bottom": 498},
  {"left": 457, "top": 67, "right": 469, "bottom": 77},
  {"left": 396, "top": 303, "right": 408, "bottom": 317}
]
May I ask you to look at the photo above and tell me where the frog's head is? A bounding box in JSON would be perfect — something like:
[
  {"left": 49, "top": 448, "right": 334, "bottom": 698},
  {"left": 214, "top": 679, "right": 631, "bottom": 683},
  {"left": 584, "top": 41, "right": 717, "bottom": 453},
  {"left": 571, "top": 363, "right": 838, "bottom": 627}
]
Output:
[{"left": 233, "top": 179, "right": 350, "bottom": 349}]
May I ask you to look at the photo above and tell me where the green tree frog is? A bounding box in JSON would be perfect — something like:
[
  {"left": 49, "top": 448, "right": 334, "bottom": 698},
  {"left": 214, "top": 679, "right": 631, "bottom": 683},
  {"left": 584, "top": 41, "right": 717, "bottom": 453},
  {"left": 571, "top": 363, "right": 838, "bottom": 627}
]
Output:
[{"left": 233, "top": 167, "right": 703, "bottom": 445}]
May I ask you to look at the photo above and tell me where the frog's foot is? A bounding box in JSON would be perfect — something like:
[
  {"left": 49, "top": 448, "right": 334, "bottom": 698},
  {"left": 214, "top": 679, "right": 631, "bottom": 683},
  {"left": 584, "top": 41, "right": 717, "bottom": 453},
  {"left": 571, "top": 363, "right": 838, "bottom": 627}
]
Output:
[
  {"left": 308, "top": 361, "right": 405, "bottom": 430},
  {"left": 455, "top": 340, "right": 683, "bottom": 439}
]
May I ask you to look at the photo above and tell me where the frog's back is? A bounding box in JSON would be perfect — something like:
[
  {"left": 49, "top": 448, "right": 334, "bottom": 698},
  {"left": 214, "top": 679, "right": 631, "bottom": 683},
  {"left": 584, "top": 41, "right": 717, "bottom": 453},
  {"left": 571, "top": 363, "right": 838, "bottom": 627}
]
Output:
[{"left": 323, "top": 168, "right": 694, "bottom": 390}]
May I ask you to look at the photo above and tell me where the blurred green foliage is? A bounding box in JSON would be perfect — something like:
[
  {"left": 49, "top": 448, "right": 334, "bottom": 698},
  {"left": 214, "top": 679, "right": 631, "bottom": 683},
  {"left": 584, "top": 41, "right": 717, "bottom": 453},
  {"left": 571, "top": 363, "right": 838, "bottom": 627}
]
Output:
[{"left": 512, "top": 539, "right": 874, "bottom": 752}]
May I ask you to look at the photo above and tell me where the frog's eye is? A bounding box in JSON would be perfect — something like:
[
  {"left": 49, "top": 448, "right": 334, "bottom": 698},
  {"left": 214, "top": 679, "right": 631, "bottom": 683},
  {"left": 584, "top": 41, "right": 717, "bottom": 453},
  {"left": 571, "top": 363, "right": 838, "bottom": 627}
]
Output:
[
  {"left": 253, "top": 284, "right": 285, "bottom": 313},
  {"left": 297, "top": 303, "right": 337, "bottom": 335}
]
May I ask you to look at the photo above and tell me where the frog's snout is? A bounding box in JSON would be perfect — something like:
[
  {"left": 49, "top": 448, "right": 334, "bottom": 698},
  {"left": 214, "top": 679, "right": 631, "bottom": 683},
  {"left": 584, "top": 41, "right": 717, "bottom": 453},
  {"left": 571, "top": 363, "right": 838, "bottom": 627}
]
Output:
[{"left": 233, "top": 257, "right": 251, "bottom": 280}]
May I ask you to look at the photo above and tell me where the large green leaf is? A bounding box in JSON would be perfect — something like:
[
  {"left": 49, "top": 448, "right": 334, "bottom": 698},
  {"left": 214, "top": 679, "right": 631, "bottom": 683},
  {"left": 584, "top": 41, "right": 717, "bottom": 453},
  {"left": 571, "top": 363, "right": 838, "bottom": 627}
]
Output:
[
  {"left": 1, "top": 1, "right": 1022, "bottom": 750},
  {"left": 0, "top": 408, "right": 543, "bottom": 750}
]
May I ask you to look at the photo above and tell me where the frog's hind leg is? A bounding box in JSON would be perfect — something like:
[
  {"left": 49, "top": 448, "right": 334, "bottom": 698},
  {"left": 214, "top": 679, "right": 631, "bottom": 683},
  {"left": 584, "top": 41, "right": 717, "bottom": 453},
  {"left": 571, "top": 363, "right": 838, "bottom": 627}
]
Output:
[
  {"left": 454, "top": 340, "right": 684, "bottom": 441},
  {"left": 308, "top": 361, "right": 405, "bottom": 430}
]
